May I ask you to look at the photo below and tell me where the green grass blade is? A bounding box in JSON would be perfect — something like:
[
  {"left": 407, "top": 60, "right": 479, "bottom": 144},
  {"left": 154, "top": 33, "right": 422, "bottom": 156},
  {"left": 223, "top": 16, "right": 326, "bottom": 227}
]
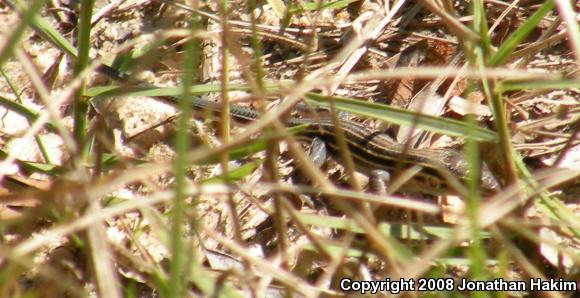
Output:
[
  {"left": 496, "top": 79, "right": 580, "bottom": 92},
  {"left": 203, "top": 161, "right": 262, "bottom": 184},
  {"left": 85, "top": 82, "right": 280, "bottom": 98},
  {"left": 297, "top": 213, "right": 492, "bottom": 240},
  {"left": 305, "top": 93, "right": 497, "bottom": 142},
  {"left": 0, "top": 149, "right": 61, "bottom": 174},
  {"left": 289, "top": 0, "right": 360, "bottom": 12},
  {"left": 488, "top": 0, "right": 555, "bottom": 66},
  {"left": 0, "top": 95, "right": 57, "bottom": 131}
]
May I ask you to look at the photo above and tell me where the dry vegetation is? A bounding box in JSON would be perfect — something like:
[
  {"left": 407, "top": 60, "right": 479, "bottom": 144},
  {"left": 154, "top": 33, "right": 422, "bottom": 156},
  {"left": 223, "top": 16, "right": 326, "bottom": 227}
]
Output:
[{"left": 0, "top": 0, "right": 579, "bottom": 297}]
